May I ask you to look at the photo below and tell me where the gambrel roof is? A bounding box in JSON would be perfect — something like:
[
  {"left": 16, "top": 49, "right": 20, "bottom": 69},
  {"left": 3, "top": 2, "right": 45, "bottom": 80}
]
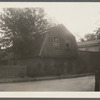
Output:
[{"left": 32, "top": 24, "right": 77, "bottom": 57}]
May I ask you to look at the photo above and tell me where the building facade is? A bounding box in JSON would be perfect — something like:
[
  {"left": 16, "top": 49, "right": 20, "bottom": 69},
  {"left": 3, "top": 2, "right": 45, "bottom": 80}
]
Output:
[{"left": 15, "top": 24, "right": 79, "bottom": 77}]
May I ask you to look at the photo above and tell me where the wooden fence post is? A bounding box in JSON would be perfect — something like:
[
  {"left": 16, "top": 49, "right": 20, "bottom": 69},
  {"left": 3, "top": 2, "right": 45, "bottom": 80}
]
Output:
[{"left": 95, "top": 67, "right": 100, "bottom": 91}]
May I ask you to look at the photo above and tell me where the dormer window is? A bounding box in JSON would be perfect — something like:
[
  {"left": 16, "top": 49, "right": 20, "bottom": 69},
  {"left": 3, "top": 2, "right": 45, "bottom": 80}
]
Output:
[{"left": 53, "top": 37, "right": 59, "bottom": 48}]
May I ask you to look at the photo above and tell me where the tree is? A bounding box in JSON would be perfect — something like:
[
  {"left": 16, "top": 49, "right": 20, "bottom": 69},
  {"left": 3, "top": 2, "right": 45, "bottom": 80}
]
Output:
[
  {"left": 84, "top": 33, "right": 96, "bottom": 41},
  {"left": 0, "top": 8, "right": 55, "bottom": 58},
  {"left": 95, "top": 28, "right": 100, "bottom": 39},
  {"left": 80, "top": 38, "right": 85, "bottom": 42}
]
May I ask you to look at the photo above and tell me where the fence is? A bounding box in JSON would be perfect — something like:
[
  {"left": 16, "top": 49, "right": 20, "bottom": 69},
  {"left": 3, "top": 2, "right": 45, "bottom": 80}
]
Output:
[
  {"left": 0, "top": 50, "right": 100, "bottom": 78},
  {"left": 78, "top": 51, "right": 100, "bottom": 73},
  {"left": 9, "top": 51, "right": 100, "bottom": 77},
  {"left": 15, "top": 57, "right": 81, "bottom": 77},
  {"left": 0, "top": 65, "right": 26, "bottom": 78}
]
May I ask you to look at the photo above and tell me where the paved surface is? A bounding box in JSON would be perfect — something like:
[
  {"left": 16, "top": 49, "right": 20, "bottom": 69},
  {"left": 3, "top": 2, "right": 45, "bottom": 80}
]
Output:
[{"left": 0, "top": 75, "right": 95, "bottom": 91}]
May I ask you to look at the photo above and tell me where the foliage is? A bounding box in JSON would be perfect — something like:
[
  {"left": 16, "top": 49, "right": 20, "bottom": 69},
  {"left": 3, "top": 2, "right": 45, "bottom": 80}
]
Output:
[
  {"left": 84, "top": 33, "right": 96, "bottom": 41},
  {"left": 79, "top": 38, "right": 85, "bottom": 42},
  {"left": 95, "top": 28, "right": 100, "bottom": 39},
  {"left": 79, "top": 27, "right": 100, "bottom": 42},
  {"left": 0, "top": 8, "right": 55, "bottom": 58}
]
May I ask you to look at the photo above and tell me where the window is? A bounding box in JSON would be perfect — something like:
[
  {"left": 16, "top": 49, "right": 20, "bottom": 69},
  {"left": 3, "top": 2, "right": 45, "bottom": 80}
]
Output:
[
  {"left": 65, "top": 39, "right": 70, "bottom": 49},
  {"left": 66, "top": 43, "right": 69, "bottom": 48},
  {"left": 54, "top": 37, "right": 58, "bottom": 42},
  {"left": 53, "top": 37, "right": 59, "bottom": 48}
]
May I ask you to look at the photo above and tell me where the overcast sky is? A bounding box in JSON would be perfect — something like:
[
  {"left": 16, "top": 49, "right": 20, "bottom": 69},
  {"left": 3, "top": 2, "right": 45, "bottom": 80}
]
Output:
[{"left": 0, "top": 2, "right": 100, "bottom": 41}]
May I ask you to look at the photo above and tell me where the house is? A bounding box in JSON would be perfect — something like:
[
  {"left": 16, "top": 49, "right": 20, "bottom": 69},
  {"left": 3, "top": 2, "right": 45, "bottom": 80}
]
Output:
[
  {"left": 77, "top": 39, "right": 100, "bottom": 52},
  {"left": 13, "top": 24, "right": 79, "bottom": 77},
  {"left": 32, "top": 24, "right": 78, "bottom": 58}
]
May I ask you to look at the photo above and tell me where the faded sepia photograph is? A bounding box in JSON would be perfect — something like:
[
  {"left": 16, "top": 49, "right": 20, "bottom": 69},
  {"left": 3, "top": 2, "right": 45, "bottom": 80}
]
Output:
[{"left": 0, "top": 2, "right": 100, "bottom": 91}]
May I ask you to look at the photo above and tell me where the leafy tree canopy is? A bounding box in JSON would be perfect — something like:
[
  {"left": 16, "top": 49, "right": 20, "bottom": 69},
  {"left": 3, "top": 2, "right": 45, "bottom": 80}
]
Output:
[
  {"left": 79, "top": 27, "right": 100, "bottom": 42},
  {"left": 95, "top": 28, "right": 100, "bottom": 39},
  {"left": 0, "top": 8, "right": 56, "bottom": 57},
  {"left": 84, "top": 33, "right": 96, "bottom": 41}
]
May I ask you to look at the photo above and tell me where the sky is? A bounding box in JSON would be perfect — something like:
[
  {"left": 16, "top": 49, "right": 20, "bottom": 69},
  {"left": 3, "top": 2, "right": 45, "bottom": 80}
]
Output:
[{"left": 0, "top": 2, "right": 100, "bottom": 41}]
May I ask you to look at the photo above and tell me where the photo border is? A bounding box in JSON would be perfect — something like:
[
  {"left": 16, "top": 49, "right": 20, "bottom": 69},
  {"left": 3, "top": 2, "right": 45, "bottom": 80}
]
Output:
[{"left": 0, "top": 1, "right": 100, "bottom": 98}]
